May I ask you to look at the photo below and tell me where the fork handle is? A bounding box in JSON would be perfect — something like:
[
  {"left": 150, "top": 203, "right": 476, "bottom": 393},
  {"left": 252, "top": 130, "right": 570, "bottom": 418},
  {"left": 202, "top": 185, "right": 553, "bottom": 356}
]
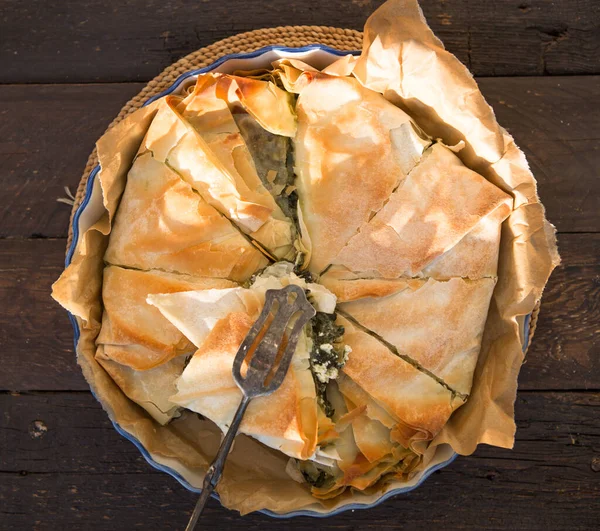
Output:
[{"left": 185, "top": 395, "right": 251, "bottom": 530}]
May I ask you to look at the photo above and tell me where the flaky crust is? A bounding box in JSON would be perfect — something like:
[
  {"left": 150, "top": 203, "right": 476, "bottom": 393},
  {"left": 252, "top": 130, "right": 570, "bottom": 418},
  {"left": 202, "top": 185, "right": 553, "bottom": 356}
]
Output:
[
  {"left": 142, "top": 95, "right": 295, "bottom": 259},
  {"left": 171, "top": 311, "right": 318, "bottom": 460},
  {"left": 337, "top": 316, "right": 459, "bottom": 448},
  {"left": 104, "top": 152, "right": 268, "bottom": 281},
  {"left": 146, "top": 267, "right": 338, "bottom": 459},
  {"left": 332, "top": 143, "right": 512, "bottom": 278},
  {"left": 339, "top": 278, "right": 496, "bottom": 395},
  {"left": 180, "top": 76, "right": 297, "bottom": 259},
  {"left": 96, "top": 350, "right": 185, "bottom": 425},
  {"left": 97, "top": 266, "right": 235, "bottom": 370},
  {"left": 421, "top": 197, "right": 512, "bottom": 279}
]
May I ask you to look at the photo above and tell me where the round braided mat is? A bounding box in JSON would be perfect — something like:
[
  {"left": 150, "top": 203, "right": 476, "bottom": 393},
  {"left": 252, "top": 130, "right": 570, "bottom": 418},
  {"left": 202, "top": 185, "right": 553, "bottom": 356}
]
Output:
[{"left": 66, "top": 24, "right": 541, "bottom": 349}]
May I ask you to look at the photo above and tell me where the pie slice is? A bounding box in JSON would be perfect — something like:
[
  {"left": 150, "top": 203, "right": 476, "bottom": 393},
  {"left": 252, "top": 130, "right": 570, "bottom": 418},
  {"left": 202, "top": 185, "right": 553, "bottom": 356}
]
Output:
[
  {"left": 170, "top": 311, "right": 318, "bottom": 459},
  {"left": 104, "top": 151, "right": 268, "bottom": 281},
  {"left": 177, "top": 76, "right": 298, "bottom": 259},
  {"left": 331, "top": 143, "right": 512, "bottom": 278},
  {"left": 323, "top": 193, "right": 511, "bottom": 285},
  {"left": 140, "top": 97, "right": 295, "bottom": 259},
  {"left": 293, "top": 73, "right": 431, "bottom": 274},
  {"left": 336, "top": 315, "right": 460, "bottom": 449},
  {"left": 96, "top": 266, "right": 235, "bottom": 371},
  {"left": 96, "top": 350, "right": 185, "bottom": 425},
  {"left": 336, "top": 277, "right": 496, "bottom": 396}
]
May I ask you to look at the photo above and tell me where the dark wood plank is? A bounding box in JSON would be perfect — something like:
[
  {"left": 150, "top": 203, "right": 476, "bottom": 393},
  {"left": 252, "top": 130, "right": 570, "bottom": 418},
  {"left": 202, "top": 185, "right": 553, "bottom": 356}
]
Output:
[
  {"left": 0, "top": 234, "right": 598, "bottom": 392},
  {"left": 522, "top": 233, "right": 600, "bottom": 390},
  {"left": 1, "top": 391, "right": 598, "bottom": 529},
  {"left": 467, "top": 0, "right": 600, "bottom": 76},
  {"left": 477, "top": 77, "right": 600, "bottom": 233},
  {"left": 0, "top": 239, "right": 88, "bottom": 391},
  {"left": 0, "top": 83, "right": 144, "bottom": 239},
  {"left": 1, "top": 77, "right": 598, "bottom": 238},
  {"left": 1, "top": 0, "right": 599, "bottom": 83}
]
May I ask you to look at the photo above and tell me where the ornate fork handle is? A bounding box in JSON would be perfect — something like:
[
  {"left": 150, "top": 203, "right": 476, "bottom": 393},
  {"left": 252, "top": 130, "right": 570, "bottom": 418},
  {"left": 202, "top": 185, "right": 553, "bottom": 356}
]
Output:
[{"left": 185, "top": 395, "right": 251, "bottom": 530}]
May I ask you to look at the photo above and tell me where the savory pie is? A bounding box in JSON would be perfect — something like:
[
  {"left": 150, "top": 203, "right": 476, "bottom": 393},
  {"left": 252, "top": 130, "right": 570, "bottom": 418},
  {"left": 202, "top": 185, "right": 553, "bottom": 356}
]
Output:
[{"left": 72, "top": 62, "right": 513, "bottom": 498}]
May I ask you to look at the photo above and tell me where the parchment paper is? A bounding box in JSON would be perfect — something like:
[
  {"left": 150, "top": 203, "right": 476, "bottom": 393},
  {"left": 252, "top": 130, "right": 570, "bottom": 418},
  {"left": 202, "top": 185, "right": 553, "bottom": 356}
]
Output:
[{"left": 52, "top": 0, "right": 559, "bottom": 514}]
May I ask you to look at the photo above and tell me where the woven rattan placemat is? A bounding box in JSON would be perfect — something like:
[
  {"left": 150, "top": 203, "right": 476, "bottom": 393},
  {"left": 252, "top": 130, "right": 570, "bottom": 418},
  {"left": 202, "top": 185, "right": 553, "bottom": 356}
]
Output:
[{"left": 66, "top": 24, "right": 540, "bottom": 346}]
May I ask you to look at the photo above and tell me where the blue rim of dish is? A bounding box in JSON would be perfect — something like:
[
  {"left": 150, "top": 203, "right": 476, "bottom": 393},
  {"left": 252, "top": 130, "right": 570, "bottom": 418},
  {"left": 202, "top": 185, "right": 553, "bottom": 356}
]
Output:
[{"left": 64, "top": 44, "right": 531, "bottom": 518}]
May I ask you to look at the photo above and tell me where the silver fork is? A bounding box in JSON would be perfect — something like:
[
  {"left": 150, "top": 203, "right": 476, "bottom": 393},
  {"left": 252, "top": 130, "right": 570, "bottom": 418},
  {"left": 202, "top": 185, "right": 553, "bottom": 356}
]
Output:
[{"left": 185, "top": 284, "right": 316, "bottom": 529}]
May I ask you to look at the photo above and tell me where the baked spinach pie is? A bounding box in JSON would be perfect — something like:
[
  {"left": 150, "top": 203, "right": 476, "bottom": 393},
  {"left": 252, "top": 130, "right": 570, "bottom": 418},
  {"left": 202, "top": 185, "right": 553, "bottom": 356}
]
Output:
[{"left": 55, "top": 60, "right": 513, "bottom": 500}]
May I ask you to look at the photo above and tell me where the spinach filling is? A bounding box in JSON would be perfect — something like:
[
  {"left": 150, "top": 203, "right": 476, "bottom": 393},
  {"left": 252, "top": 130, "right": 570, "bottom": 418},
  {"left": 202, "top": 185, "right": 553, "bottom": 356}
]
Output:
[
  {"left": 232, "top": 112, "right": 299, "bottom": 225},
  {"left": 299, "top": 461, "right": 336, "bottom": 489},
  {"left": 307, "top": 312, "right": 348, "bottom": 418}
]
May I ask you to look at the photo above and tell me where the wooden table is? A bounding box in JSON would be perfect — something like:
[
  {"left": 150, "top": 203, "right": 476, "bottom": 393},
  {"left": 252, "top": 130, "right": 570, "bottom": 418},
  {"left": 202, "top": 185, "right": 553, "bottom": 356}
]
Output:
[{"left": 1, "top": 1, "right": 599, "bottom": 528}]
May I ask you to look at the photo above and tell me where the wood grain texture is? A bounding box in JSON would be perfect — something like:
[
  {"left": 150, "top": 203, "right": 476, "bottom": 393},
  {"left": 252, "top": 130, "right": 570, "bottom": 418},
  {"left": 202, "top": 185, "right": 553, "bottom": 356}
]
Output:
[
  {"left": 1, "top": 391, "right": 598, "bottom": 529},
  {"left": 0, "top": 234, "right": 598, "bottom": 392},
  {"left": 1, "top": 0, "right": 598, "bottom": 83},
  {"left": 467, "top": 0, "right": 600, "bottom": 76},
  {"left": 478, "top": 77, "right": 600, "bottom": 233},
  {"left": 0, "top": 84, "right": 144, "bottom": 239},
  {"left": 1, "top": 77, "right": 597, "bottom": 238},
  {"left": 522, "top": 234, "right": 600, "bottom": 390},
  {"left": 0, "top": 239, "right": 87, "bottom": 391}
]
